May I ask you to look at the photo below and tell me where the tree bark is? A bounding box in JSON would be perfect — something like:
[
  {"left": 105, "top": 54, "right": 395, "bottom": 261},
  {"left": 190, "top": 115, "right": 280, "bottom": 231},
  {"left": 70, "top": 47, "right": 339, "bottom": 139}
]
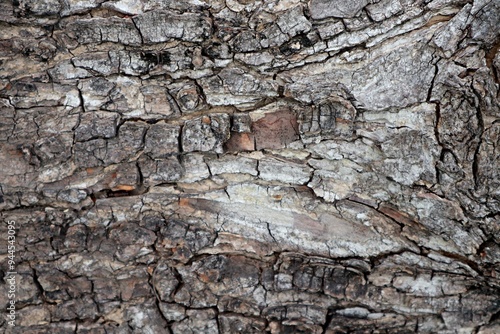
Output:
[{"left": 0, "top": 0, "right": 499, "bottom": 333}]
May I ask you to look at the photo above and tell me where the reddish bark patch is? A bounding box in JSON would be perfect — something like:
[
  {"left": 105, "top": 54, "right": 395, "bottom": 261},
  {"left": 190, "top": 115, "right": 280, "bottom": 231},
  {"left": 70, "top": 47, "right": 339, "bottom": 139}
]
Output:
[
  {"left": 225, "top": 132, "right": 255, "bottom": 152},
  {"left": 378, "top": 204, "right": 417, "bottom": 226},
  {"left": 112, "top": 184, "right": 135, "bottom": 192},
  {"left": 252, "top": 110, "right": 299, "bottom": 150}
]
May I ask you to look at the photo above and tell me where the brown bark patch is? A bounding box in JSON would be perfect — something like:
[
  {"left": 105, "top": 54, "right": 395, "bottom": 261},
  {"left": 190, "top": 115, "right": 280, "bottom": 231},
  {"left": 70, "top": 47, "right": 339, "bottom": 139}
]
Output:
[
  {"left": 252, "top": 110, "right": 299, "bottom": 150},
  {"left": 224, "top": 132, "right": 255, "bottom": 152}
]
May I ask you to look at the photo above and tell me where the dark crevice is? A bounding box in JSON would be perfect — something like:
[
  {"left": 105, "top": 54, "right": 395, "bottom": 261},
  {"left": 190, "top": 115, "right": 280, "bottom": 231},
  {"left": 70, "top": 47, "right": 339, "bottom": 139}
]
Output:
[
  {"left": 169, "top": 267, "right": 185, "bottom": 301},
  {"left": 321, "top": 308, "right": 336, "bottom": 334},
  {"left": 266, "top": 222, "right": 278, "bottom": 243},
  {"left": 31, "top": 267, "right": 57, "bottom": 305},
  {"left": 131, "top": 17, "right": 144, "bottom": 45},
  {"left": 470, "top": 84, "right": 485, "bottom": 189},
  {"left": 427, "top": 58, "right": 440, "bottom": 102},
  {"left": 476, "top": 238, "right": 496, "bottom": 258},
  {"left": 91, "top": 187, "right": 148, "bottom": 199},
  {"left": 488, "top": 309, "right": 500, "bottom": 324}
]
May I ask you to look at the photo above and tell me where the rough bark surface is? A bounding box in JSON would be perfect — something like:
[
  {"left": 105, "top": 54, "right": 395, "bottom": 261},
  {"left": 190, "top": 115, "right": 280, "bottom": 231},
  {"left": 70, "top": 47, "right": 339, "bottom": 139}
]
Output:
[{"left": 0, "top": 0, "right": 499, "bottom": 333}]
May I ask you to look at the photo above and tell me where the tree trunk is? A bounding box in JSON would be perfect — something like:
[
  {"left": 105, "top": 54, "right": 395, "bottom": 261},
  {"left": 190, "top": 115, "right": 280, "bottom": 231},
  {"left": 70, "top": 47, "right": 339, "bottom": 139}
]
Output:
[{"left": 0, "top": 0, "right": 499, "bottom": 333}]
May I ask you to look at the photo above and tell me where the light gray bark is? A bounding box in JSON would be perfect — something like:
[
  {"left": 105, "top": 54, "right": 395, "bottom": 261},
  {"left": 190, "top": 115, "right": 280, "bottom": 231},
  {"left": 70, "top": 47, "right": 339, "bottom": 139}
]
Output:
[{"left": 0, "top": 0, "right": 499, "bottom": 333}]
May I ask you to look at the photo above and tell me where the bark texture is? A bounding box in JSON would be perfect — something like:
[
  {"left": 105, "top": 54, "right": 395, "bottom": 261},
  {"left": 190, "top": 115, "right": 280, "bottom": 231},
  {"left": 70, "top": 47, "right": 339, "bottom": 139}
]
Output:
[{"left": 0, "top": 0, "right": 499, "bottom": 333}]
